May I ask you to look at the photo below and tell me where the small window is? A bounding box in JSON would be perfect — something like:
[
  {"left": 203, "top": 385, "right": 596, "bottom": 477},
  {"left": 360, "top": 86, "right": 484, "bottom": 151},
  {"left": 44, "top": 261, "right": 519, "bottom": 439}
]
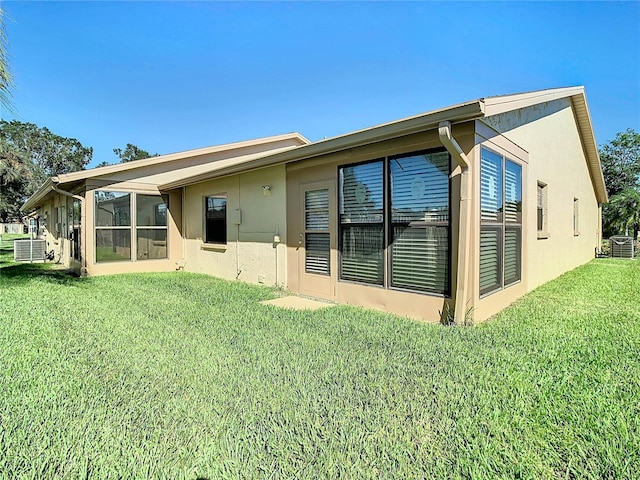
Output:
[
  {"left": 573, "top": 198, "right": 579, "bottom": 236},
  {"left": 537, "top": 182, "right": 548, "bottom": 238},
  {"left": 205, "top": 196, "right": 227, "bottom": 244}
]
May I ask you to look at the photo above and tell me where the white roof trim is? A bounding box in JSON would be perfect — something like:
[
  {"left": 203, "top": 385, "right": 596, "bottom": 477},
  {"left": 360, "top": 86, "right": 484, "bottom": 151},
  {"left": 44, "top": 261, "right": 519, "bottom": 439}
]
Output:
[{"left": 483, "top": 86, "right": 586, "bottom": 117}]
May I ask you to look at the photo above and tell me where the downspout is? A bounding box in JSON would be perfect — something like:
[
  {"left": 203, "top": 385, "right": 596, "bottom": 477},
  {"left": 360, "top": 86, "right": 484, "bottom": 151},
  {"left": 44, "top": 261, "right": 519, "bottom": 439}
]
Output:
[
  {"left": 181, "top": 186, "right": 187, "bottom": 269},
  {"left": 52, "top": 184, "right": 87, "bottom": 276},
  {"left": 438, "top": 121, "right": 472, "bottom": 324}
]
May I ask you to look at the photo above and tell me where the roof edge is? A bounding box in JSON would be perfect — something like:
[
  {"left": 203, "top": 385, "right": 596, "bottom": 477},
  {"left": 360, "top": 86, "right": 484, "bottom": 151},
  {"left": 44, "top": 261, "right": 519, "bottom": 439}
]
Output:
[
  {"left": 21, "top": 178, "right": 55, "bottom": 213},
  {"left": 483, "top": 86, "right": 586, "bottom": 115},
  {"left": 569, "top": 91, "right": 608, "bottom": 203}
]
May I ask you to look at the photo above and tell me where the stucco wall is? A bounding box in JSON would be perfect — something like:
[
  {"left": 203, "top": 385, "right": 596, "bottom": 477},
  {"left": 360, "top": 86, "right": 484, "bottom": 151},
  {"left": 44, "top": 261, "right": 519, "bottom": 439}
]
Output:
[
  {"left": 483, "top": 98, "right": 600, "bottom": 292},
  {"left": 182, "top": 165, "right": 287, "bottom": 287},
  {"left": 37, "top": 195, "right": 73, "bottom": 268}
]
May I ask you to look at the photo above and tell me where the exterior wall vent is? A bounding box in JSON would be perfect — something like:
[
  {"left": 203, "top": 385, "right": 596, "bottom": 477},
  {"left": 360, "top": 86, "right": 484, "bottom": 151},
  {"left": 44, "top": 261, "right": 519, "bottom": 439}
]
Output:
[
  {"left": 610, "top": 236, "right": 635, "bottom": 259},
  {"left": 13, "top": 239, "right": 47, "bottom": 263}
]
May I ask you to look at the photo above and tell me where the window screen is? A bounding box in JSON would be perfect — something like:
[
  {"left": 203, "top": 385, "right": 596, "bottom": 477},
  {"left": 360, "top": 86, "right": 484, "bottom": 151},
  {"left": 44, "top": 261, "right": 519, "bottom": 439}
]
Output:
[
  {"left": 136, "top": 194, "right": 168, "bottom": 260},
  {"left": 95, "top": 191, "right": 131, "bottom": 262}
]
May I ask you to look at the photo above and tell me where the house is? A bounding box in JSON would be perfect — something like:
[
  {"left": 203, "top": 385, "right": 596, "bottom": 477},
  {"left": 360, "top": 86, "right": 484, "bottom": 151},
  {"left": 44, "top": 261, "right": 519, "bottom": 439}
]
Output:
[{"left": 22, "top": 86, "right": 607, "bottom": 323}]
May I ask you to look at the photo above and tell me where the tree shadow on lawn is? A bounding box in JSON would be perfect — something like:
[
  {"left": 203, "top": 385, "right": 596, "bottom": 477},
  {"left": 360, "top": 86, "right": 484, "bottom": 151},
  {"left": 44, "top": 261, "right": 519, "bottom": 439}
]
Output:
[{"left": 0, "top": 261, "right": 84, "bottom": 287}]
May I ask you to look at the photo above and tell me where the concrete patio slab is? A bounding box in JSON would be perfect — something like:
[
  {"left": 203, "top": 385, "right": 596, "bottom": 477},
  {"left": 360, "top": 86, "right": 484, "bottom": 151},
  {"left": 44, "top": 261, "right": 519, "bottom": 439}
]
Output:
[{"left": 260, "top": 296, "right": 337, "bottom": 311}]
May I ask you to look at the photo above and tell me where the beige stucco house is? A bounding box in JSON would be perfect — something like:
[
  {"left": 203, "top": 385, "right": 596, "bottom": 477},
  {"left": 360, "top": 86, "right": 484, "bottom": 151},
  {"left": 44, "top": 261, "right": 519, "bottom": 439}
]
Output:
[{"left": 22, "top": 86, "right": 607, "bottom": 323}]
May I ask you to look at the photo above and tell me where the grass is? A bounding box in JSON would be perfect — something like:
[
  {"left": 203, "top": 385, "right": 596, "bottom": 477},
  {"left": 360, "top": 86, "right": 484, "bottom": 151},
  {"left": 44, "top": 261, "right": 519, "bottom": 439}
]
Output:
[
  {"left": 95, "top": 246, "right": 131, "bottom": 262},
  {"left": 0, "top": 246, "right": 638, "bottom": 479}
]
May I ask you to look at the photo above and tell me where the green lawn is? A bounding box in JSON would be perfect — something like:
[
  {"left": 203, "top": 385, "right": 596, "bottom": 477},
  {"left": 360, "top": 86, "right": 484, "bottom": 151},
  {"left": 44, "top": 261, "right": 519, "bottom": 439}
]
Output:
[{"left": 0, "top": 247, "right": 638, "bottom": 479}]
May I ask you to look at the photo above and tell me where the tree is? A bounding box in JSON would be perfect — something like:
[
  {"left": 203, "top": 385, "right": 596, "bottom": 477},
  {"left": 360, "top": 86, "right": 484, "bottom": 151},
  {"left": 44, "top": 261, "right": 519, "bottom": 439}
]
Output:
[
  {"left": 0, "top": 141, "right": 31, "bottom": 222},
  {"left": 0, "top": 7, "right": 14, "bottom": 112},
  {"left": 0, "top": 120, "right": 93, "bottom": 189},
  {"left": 599, "top": 129, "right": 640, "bottom": 238},
  {"left": 0, "top": 120, "right": 92, "bottom": 219},
  {"left": 113, "top": 143, "right": 158, "bottom": 163},
  {"left": 604, "top": 188, "right": 640, "bottom": 239},
  {"left": 600, "top": 129, "right": 640, "bottom": 198}
]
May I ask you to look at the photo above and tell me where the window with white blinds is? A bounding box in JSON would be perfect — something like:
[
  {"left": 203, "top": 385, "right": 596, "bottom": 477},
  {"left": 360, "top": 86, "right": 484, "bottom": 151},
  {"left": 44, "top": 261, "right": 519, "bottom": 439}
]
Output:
[
  {"left": 341, "top": 226, "right": 384, "bottom": 283},
  {"left": 390, "top": 151, "right": 450, "bottom": 293},
  {"left": 479, "top": 148, "right": 522, "bottom": 296},
  {"left": 481, "top": 149, "right": 503, "bottom": 223},
  {"left": 504, "top": 227, "right": 521, "bottom": 286},
  {"left": 339, "top": 161, "right": 384, "bottom": 284},
  {"left": 505, "top": 161, "right": 522, "bottom": 224},
  {"left": 338, "top": 149, "right": 451, "bottom": 295},
  {"left": 305, "top": 189, "right": 330, "bottom": 275},
  {"left": 479, "top": 227, "right": 501, "bottom": 295},
  {"left": 504, "top": 161, "right": 522, "bottom": 287}
]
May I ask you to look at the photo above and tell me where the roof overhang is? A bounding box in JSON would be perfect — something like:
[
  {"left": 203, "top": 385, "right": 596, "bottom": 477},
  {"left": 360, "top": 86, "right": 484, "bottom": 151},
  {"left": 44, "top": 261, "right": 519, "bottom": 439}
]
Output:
[
  {"left": 569, "top": 92, "right": 608, "bottom": 203},
  {"left": 21, "top": 178, "right": 55, "bottom": 213},
  {"left": 20, "top": 132, "right": 309, "bottom": 212}
]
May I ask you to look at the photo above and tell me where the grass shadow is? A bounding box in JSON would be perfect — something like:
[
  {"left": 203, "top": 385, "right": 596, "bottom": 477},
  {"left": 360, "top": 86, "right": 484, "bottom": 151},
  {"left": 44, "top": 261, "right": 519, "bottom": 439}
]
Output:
[{"left": 0, "top": 261, "right": 83, "bottom": 286}]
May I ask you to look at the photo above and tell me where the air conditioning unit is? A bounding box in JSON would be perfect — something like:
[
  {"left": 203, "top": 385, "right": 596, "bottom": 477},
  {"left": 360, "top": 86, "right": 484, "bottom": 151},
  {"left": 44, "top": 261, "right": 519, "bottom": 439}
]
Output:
[
  {"left": 610, "top": 236, "right": 635, "bottom": 259},
  {"left": 13, "top": 239, "right": 47, "bottom": 263}
]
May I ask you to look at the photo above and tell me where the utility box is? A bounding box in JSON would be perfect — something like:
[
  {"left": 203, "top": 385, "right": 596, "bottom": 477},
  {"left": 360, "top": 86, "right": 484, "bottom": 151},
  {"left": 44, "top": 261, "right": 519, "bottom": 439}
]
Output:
[
  {"left": 231, "top": 208, "right": 242, "bottom": 225},
  {"left": 610, "top": 236, "right": 635, "bottom": 259},
  {"left": 14, "top": 239, "right": 47, "bottom": 263}
]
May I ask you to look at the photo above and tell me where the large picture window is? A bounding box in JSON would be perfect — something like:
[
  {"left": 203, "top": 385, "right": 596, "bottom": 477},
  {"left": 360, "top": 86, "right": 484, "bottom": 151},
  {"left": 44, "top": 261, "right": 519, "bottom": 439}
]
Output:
[
  {"left": 479, "top": 148, "right": 522, "bottom": 296},
  {"left": 95, "top": 191, "right": 168, "bottom": 263},
  {"left": 338, "top": 149, "right": 451, "bottom": 295}
]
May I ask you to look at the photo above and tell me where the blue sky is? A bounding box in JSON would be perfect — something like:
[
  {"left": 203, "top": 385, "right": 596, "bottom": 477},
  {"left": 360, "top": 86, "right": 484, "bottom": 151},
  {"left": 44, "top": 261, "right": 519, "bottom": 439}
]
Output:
[{"left": 2, "top": 1, "right": 639, "bottom": 168}]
